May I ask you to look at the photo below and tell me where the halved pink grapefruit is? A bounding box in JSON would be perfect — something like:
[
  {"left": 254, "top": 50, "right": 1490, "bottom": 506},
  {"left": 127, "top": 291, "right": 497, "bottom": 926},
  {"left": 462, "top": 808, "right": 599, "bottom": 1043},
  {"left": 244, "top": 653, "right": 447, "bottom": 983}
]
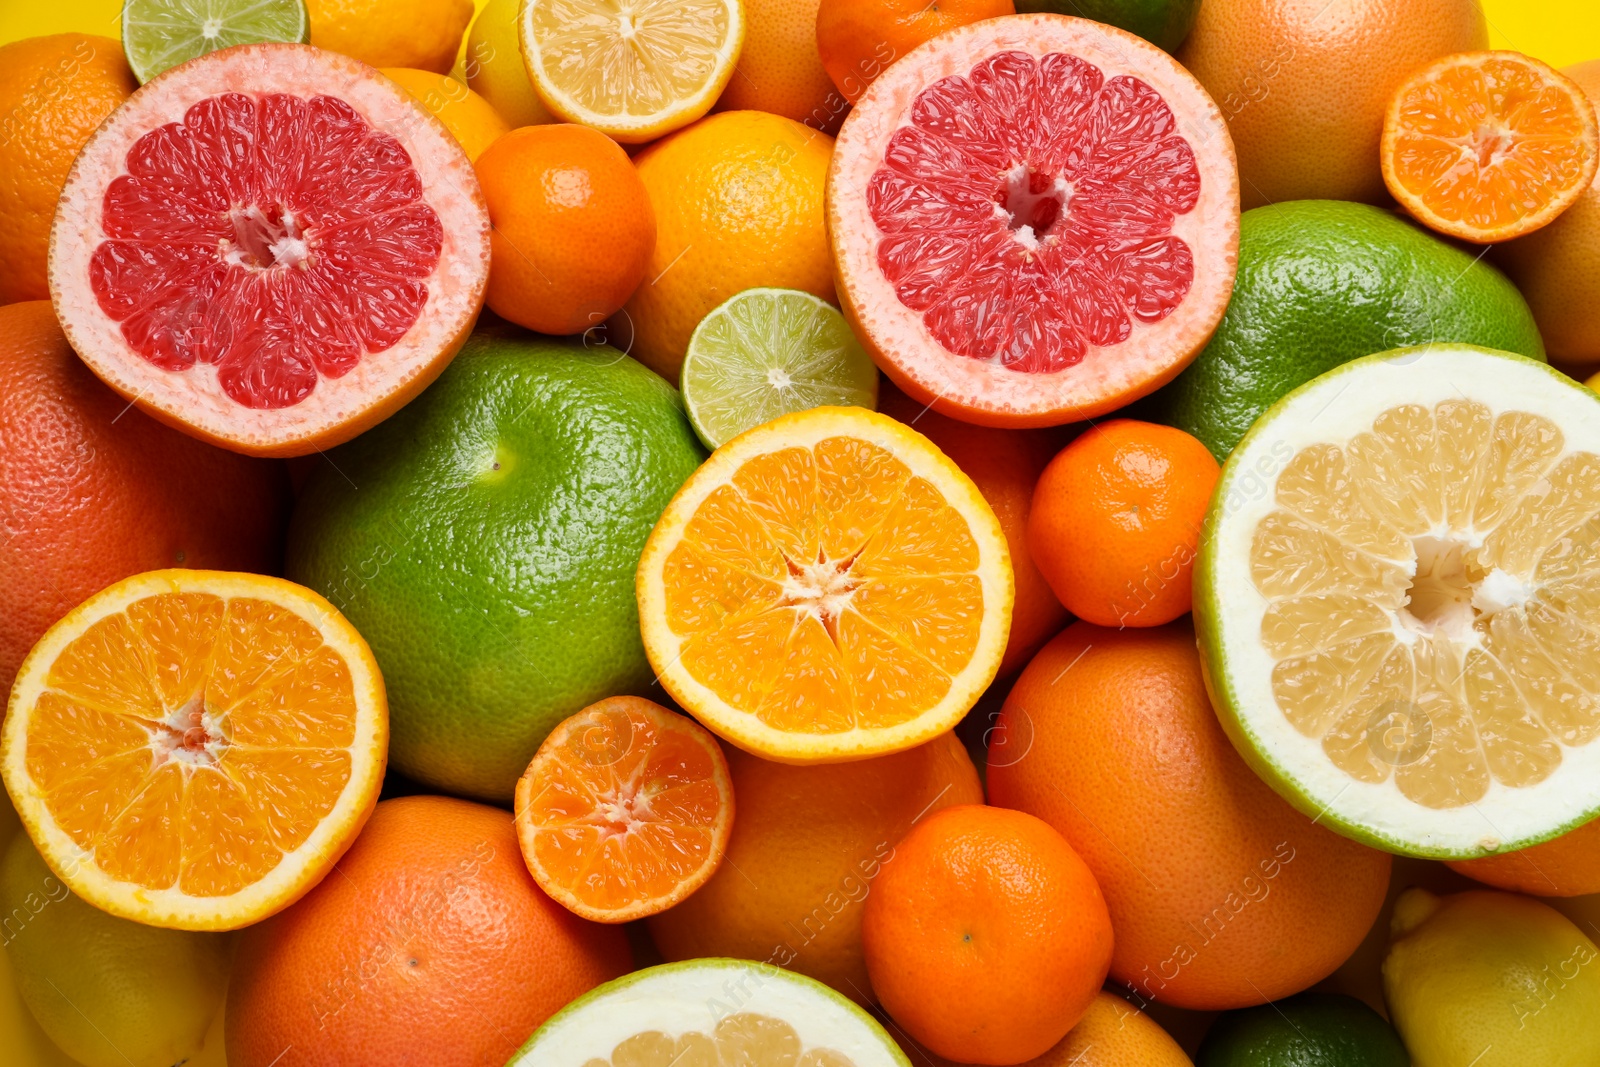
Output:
[
  {"left": 829, "top": 14, "right": 1240, "bottom": 428},
  {"left": 49, "top": 44, "right": 492, "bottom": 457}
]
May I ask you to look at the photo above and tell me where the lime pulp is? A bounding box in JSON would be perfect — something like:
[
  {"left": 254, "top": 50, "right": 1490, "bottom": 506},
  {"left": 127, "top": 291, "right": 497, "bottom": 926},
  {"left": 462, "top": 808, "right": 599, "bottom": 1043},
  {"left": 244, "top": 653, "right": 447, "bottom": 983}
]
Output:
[{"left": 122, "top": 0, "right": 310, "bottom": 84}]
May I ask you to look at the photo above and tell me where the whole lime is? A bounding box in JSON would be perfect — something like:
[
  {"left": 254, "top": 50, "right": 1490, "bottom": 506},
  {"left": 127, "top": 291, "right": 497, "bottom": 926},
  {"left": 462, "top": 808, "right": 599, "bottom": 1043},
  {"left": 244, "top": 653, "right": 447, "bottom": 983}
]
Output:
[
  {"left": 286, "top": 332, "right": 707, "bottom": 801},
  {"left": 0, "top": 834, "right": 228, "bottom": 1067},
  {"left": 1151, "top": 200, "right": 1545, "bottom": 459},
  {"left": 1014, "top": 0, "right": 1199, "bottom": 52},
  {"left": 1196, "top": 993, "right": 1408, "bottom": 1067}
]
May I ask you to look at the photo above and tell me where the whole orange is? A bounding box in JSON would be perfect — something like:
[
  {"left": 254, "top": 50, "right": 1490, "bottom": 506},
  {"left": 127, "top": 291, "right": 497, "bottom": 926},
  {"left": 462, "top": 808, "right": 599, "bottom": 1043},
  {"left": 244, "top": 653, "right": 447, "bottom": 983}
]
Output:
[
  {"left": 879, "top": 382, "right": 1068, "bottom": 676},
  {"left": 1177, "top": 0, "right": 1486, "bottom": 208},
  {"left": 815, "top": 0, "right": 1015, "bottom": 104},
  {"left": 647, "top": 731, "right": 982, "bottom": 1004},
  {"left": 1447, "top": 815, "right": 1600, "bottom": 897},
  {"left": 0, "top": 301, "right": 290, "bottom": 691},
  {"left": 475, "top": 124, "right": 656, "bottom": 336},
  {"left": 863, "top": 804, "right": 1113, "bottom": 1066},
  {"left": 618, "top": 110, "right": 835, "bottom": 380},
  {"left": 987, "top": 621, "right": 1392, "bottom": 1011},
  {"left": 1027, "top": 419, "right": 1218, "bottom": 629},
  {"left": 1496, "top": 61, "right": 1600, "bottom": 365},
  {"left": 895, "top": 991, "right": 1194, "bottom": 1067},
  {"left": 717, "top": 0, "right": 844, "bottom": 133},
  {"left": 0, "top": 34, "right": 136, "bottom": 305},
  {"left": 226, "top": 795, "right": 632, "bottom": 1067}
]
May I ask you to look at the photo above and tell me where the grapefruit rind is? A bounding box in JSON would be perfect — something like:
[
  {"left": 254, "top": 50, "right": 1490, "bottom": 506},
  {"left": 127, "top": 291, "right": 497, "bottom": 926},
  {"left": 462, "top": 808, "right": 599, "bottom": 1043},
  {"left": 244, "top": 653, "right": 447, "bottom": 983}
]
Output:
[
  {"left": 1196, "top": 345, "right": 1600, "bottom": 859},
  {"left": 829, "top": 13, "right": 1239, "bottom": 428},
  {"left": 508, "top": 958, "right": 912, "bottom": 1066},
  {"left": 637, "top": 406, "right": 1013, "bottom": 764},
  {"left": 1, "top": 569, "right": 388, "bottom": 930},
  {"left": 49, "top": 44, "right": 491, "bottom": 458}
]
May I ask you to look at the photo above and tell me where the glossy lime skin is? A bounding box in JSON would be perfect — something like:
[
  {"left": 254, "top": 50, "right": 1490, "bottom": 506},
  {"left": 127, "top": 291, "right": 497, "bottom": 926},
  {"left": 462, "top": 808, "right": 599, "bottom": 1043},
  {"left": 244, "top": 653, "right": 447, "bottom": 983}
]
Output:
[
  {"left": 1151, "top": 200, "right": 1545, "bottom": 460},
  {"left": 1014, "top": 0, "right": 1200, "bottom": 52},
  {"left": 1197, "top": 993, "right": 1409, "bottom": 1067},
  {"left": 286, "top": 332, "right": 707, "bottom": 801}
]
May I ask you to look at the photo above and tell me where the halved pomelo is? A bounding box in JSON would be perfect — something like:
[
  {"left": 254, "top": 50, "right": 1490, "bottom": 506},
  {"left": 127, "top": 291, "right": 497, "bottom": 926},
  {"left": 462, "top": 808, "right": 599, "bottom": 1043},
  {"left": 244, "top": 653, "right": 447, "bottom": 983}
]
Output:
[
  {"left": 1197, "top": 344, "right": 1600, "bottom": 858},
  {"left": 829, "top": 14, "right": 1239, "bottom": 428},
  {"left": 508, "top": 958, "right": 911, "bottom": 1066},
  {"left": 49, "top": 43, "right": 491, "bottom": 457}
]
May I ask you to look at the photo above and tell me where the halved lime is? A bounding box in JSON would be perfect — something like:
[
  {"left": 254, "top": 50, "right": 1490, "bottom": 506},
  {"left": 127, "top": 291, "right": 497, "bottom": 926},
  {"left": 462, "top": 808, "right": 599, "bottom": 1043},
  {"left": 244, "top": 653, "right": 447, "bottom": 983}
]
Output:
[
  {"left": 508, "top": 958, "right": 911, "bottom": 1066},
  {"left": 681, "top": 288, "right": 879, "bottom": 450},
  {"left": 1197, "top": 343, "right": 1600, "bottom": 859},
  {"left": 122, "top": 0, "right": 310, "bottom": 84}
]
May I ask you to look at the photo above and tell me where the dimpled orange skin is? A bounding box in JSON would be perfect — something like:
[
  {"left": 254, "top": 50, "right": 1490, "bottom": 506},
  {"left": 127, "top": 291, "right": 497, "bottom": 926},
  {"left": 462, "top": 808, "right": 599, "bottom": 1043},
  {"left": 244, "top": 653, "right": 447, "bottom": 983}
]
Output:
[
  {"left": 1448, "top": 815, "right": 1600, "bottom": 897},
  {"left": 988, "top": 621, "right": 1393, "bottom": 1011},
  {"left": 878, "top": 382, "right": 1068, "bottom": 677},
  {"left": 226, "top": 795, "right": 633, "bottom": 1067},
  {"left": 815, "top": 0, "right": 1016, "bottom": 104},
  {"left": 863, "top": 805, "right": 1114, "bottom": 1066},
  {"left": 475, "top": 124, "right": 657, "bottom": 336},
  {"left": 1026, "top": 420, "right": 1218, "bottom": 629},
  {"left": 618, "top": 111, "right": 835, "bottom": 380},
  {"left": 647, "top": 732, "right": 983, "bottom": 1005},
  {"left": 0, "top": 301, "right": 291, "bottom": 692},
  {"left": 717, "top": 0, "right": 844, "bottom": 133},
  {"left": 1177, "top": 0, "right": 1486, "bottom": 209},
  {"left": 1496, "top": 62, "right": 1600, "bottom": 365},
  {"left": 0, "top": 34, "right": 135, "bottom": 305}
]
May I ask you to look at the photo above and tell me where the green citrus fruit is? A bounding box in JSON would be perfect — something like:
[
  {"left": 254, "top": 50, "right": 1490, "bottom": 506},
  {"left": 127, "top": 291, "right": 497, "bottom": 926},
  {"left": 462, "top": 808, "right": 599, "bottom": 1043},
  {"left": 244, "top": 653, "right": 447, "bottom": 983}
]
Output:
[
  {"left": 1197, "top": 993, "right": 1407, "bottom": 1067},
  {"left": 1384, "top": 888, "right": 1600, "bottom": 1067},
  {"left": 121, "top": 0, "right": 310, "bottom": 83},
  {"left": 1153, "top": 200, "right": 1545, "bottom": 459},
  {"left": 1197, "top": 344, "right": 1600, "bottom": 857},
  {"left": 508, "top": 958, "right": 912, "bottom": 1066},
  {"left": 0, "top": 834, "right": 228, "bottom": 1067},
  {"left": 1014, "top": 0, "right": 1199, "bottom": 52},
  {"left": 286, "top": 332, "right": 706, "bottom": 801}
]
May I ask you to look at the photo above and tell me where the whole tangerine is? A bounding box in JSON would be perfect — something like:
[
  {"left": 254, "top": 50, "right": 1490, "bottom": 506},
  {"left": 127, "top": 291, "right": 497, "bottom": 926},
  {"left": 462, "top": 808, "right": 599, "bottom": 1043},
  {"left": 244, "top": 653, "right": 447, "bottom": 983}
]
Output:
[{"left": 815, "top": 0, "right": 1015, "bottom": 104}]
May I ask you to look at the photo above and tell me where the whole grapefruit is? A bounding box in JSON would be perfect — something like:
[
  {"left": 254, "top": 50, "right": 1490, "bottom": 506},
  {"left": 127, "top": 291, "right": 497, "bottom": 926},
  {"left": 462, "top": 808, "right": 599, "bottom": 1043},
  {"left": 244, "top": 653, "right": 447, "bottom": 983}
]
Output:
[
  {"left": 0, "top": 300, "right": 290, "bottom": 692},
  {"left": 226, "top": 795, "right": 632, "bottom": 1067},
  {"left": 987, "top": 620, "right": 1392, "bottom": 1010}
]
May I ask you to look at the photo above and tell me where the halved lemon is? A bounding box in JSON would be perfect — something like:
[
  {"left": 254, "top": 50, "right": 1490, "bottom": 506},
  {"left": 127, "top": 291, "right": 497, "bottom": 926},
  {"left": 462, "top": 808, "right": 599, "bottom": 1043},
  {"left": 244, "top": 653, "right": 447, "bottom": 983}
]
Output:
[
  {"left": 519, "top": 0, "right": 745, "bottom": 143},
  {"left": 2, "top": 570, "right": 387, "bottom": 930},
  {"left": 1198, "top": 345, "right": 1600, "bottom": 858},
  {"left": 637, "top": 406, "right": 1012, "bottom": 764}
]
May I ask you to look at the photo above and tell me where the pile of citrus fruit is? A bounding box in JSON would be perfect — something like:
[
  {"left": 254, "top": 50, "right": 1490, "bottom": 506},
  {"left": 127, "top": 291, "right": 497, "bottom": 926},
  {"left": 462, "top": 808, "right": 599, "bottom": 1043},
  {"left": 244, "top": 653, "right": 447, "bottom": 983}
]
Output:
[{"left": 5, "top": 0, "right": 1600, "bottom": 1065}]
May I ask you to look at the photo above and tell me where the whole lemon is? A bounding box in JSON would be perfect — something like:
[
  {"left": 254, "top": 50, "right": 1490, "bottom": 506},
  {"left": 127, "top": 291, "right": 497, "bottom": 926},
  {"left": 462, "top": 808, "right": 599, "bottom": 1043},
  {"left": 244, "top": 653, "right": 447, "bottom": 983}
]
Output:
[
  {"left": 305, "top": 0, "right": 473, "bottom": 73},
  {"left": 1383, "top": 888, "right": 1600, "bottom": 1067},
  {"left": 618, "top": 110, "right": 835, "bottom": 380},
  {"left": 463, "top": 0, "right": 557, "bottom": 128}
]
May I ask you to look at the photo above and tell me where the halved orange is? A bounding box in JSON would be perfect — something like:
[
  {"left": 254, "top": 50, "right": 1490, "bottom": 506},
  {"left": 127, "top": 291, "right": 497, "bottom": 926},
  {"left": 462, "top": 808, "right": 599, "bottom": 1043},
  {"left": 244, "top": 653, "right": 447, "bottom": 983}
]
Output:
[
  {"left": 1382, "top": 50, "right": 1600, "bottom": 243},
  {"left": 636, "top": 406, "right": 1014, "bottom": 763},
  {"left": 513, "top": 696, "right": 733, "bottom": 922},
  {"left": 1, "top": 570, "right": 387, "bottom": 930}
]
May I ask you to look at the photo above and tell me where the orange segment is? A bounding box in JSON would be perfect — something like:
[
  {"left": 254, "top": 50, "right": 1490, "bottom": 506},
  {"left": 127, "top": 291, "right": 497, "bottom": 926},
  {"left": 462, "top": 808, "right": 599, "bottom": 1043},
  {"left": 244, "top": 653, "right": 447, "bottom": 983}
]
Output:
[
  {"left": 513, "top": 696, "right": 734, "bottom": 923},
  {"left": 638, "top": 407, "right": 1013, "bottom": 764},
  {"left": 1382, "top": 51, "right": 1600, "bottom": 242},
  {"left": 2, "top": 570, "right": 387, "bottom": 931}
]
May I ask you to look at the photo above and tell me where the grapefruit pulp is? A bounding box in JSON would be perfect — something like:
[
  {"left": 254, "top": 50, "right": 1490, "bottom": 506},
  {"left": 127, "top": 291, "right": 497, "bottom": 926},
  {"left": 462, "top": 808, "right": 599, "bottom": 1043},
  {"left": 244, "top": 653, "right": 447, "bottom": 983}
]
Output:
[
  {"left": 50, "top": 44, "right": 492, "bottom": 457},
  {"left": 829, "top": 14, "right": 1239, "bottom": 427}
]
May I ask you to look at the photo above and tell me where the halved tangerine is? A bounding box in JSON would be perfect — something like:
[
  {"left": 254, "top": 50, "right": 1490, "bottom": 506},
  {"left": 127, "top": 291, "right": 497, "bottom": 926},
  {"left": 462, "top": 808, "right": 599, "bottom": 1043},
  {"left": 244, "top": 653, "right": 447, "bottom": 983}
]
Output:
[
  {"left": 1, "top": 570, "right": 387, "bottom": 930},
  {"left": 513, "top": 696, "right": 734, "bottom": 923},
  {"left": 49, "top": 44, "right": 492, "bottom": 457},
  {"left": 1382, "top": 51, "right": 1600, "bottom": 244},
  {"left": 829, "top": 14, "right": 1240, "bottom": 428},
  {"left": 636, "top": 406, "right": 1014, "bottom": 763}
]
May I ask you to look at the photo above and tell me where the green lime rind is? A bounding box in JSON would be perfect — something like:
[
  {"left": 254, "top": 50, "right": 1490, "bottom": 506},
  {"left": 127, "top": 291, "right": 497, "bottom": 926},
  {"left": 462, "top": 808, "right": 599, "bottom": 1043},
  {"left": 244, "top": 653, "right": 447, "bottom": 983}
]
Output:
[
  {"left": 681, "top": 287, "right": 879, "bottom": 451},
  {"left": 509, "top": 958, "right": 913, "bottom": 1066},
  {"left": 122, "top": 0, "right": 311, "bottom": 84},
  {"left": 1195, "top": 343, "right": 1600, "bottom": 859},
  {"left": 1196, "top": 993, "right": 1408, "bottom": 1067},
  {"left": 1014, "top": 0, "right": 1200, "bottom": 53}
]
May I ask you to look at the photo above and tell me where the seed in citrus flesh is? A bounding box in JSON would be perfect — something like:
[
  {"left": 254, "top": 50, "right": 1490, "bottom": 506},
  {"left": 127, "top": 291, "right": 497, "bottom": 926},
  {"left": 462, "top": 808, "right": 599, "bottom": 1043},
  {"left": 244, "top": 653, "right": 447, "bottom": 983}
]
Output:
[
  {"left": 49, "top": 43, "right": 491, "bottom": 457},
  {"left": 829, "top": 13, "right": 1239, "bottom": 427},
  {"left": 1198, "top": 344, "right": 1600, "bottom": 857},
  {"left": 1382, "top": 51, "right": 1600, "bottom": 244},
  {"left": 514, "top": 696, "right": 734, "bottom": 923},
  {"left": 1, "top": 569, "right": 387, "bottom": 930},
  {"left": 636, "top": 406, "right": 1013, "bottom": 763}
]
